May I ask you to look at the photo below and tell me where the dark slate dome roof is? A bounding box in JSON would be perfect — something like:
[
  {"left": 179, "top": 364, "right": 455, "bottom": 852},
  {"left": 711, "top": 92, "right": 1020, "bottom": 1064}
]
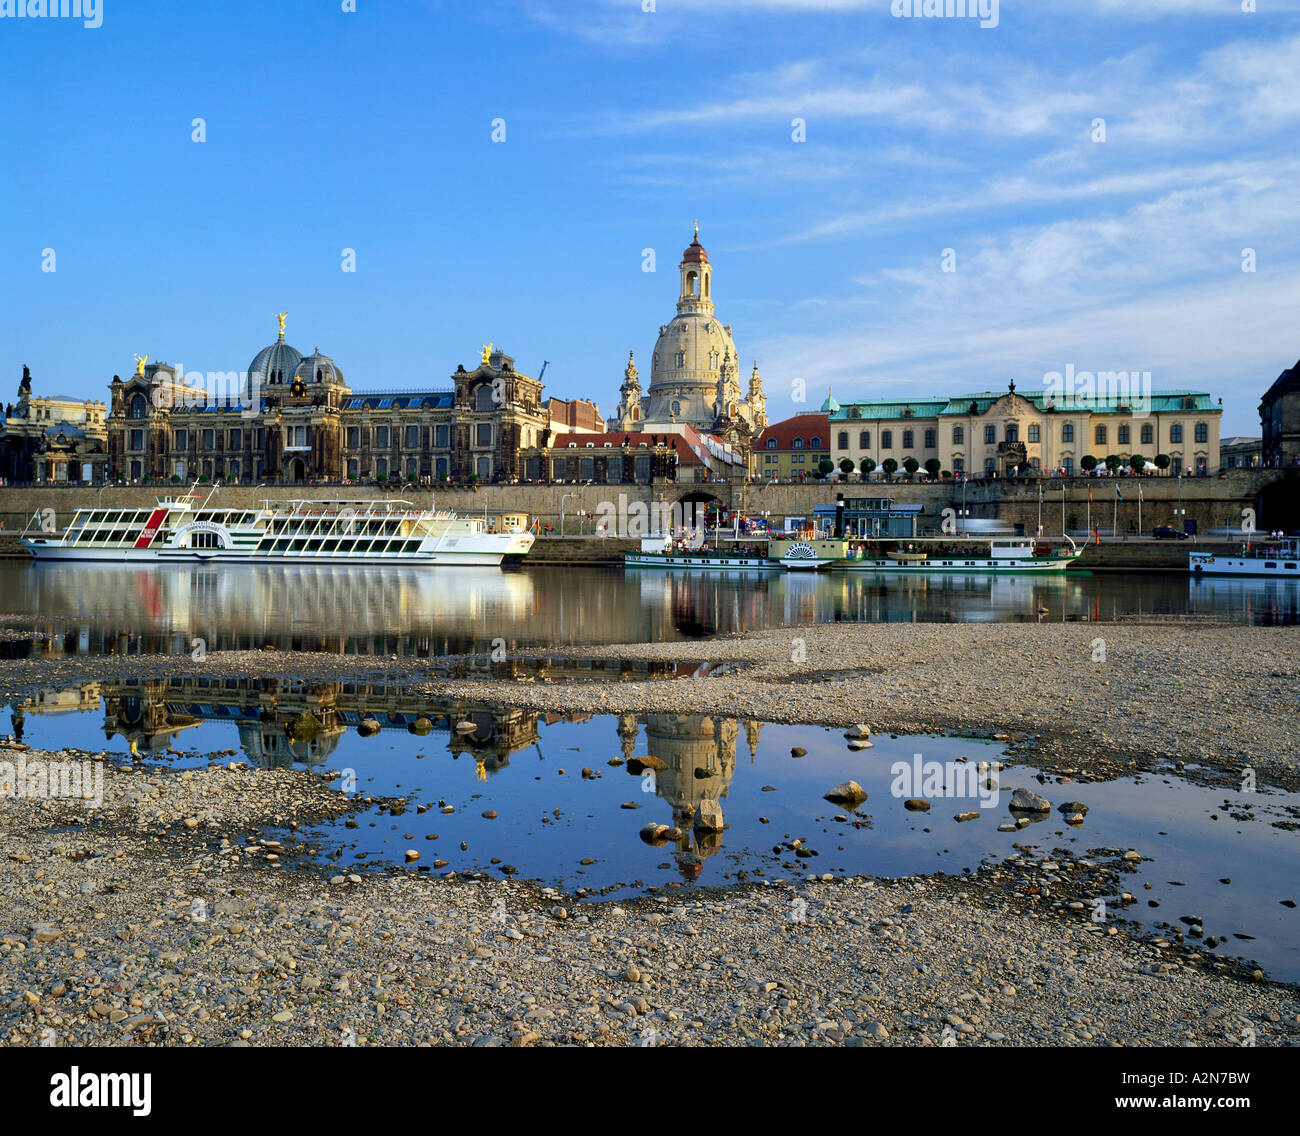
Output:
[
  {"left": 294, "top": 348, "right": 345, "bottom": 386},
  {"left": 249, "top": 338, "right": 303, "bottom": 384}
]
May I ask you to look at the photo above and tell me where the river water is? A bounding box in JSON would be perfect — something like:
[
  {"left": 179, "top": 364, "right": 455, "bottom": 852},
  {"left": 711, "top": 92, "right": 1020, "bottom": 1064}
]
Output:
[{"left": 0, "top": 562, "right": 1296, "bottom": 659}]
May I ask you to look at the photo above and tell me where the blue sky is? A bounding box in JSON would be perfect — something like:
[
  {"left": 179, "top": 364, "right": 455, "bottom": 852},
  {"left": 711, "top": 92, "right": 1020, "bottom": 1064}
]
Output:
[{"left": 2, "top": 0, "right": 1298, "bottom": 435}]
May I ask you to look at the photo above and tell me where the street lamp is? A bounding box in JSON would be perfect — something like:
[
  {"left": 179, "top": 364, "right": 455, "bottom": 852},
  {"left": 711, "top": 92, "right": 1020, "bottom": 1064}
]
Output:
[{"left": 560, "top": 492, "right": 579, "bottom": 536}]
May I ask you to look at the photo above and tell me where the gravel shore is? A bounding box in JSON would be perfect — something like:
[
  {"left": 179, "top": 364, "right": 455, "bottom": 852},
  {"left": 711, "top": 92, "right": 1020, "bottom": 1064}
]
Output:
[
  {"left": 2, "top": 619, "right": 1297, "bottom": 1046},
  {"left": 3, "top": 758, "right": 1298, "bottom": 1047}
]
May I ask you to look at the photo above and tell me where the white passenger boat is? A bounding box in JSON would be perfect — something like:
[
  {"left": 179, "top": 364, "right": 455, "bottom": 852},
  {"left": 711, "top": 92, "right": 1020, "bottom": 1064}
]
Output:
[
  {"left": 21, "top": 489, "right": 534, "bottom": 567},
  {"left": 624, "top": 534, "right": 848, "bottom": 572},
  {"left": 833, "top": 536, "right": 1082, "bottom": 574},
  {"left": 1189, "top": 539, "right": 1300, "bottom": 578}
]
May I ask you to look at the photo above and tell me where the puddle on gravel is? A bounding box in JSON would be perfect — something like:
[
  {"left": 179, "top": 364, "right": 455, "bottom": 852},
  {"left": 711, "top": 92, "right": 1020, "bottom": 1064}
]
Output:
[{"left": 5, "top": 677, "right": 1298, "bottom": 981}]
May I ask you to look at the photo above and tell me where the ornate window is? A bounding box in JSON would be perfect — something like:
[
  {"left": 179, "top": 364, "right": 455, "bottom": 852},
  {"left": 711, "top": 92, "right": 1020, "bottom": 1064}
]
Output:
[
  {"left": 952, "top": 426, "right": 964, "bottom": 445},
  {"left": 1195, "top": 422, "right": 1208, "bottom": 443},
  {"left": 1062, "top": 424, "right": 1074, "bottom": 442},
  {"left": 1170, "top": 424, "right": 1183, "bottom": 443}
]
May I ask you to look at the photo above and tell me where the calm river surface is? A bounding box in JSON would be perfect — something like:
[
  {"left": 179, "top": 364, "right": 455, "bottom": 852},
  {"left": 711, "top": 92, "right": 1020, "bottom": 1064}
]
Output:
[{"left": 0, "top": 562, "right": 1296, "bottom": 658}]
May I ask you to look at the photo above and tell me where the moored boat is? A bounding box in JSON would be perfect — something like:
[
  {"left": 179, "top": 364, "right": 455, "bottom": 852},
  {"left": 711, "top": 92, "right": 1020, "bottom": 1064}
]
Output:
[
  {"left": 1190, "top": 539, "right": 1300, "bottom": 578},
  {"left": 20, "top": 488, "right": 534, "bottom": 567},
  {"left": 832, "top": 536, "right": 1082, "bottom": 573}
]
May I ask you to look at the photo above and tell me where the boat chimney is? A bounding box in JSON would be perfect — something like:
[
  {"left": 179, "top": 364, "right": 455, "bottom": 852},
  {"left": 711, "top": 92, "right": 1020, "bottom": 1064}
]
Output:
[{"left": 834, "top": 494, "right": 845, "bottom": 539}]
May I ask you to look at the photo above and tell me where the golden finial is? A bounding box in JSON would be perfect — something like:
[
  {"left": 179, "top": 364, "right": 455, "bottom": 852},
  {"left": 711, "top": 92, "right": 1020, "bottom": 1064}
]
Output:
[
  {"left": 693, "top": 219, "right": 699, "bottom": 239},
  {"left": 276, "top": 312, "right": 288, "bottom": 339},
  {"left": 133, "top": 354, "right": 148, "bottom": 377},
  {"left": 480, "top": 342, "right": 493, "bottom": 366}
]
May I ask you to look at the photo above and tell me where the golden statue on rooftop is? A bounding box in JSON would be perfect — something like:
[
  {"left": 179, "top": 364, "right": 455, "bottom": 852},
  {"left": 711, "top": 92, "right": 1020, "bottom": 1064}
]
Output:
[
  {"left": 277, "top": 312, "right": 288, "bottom": 338},
  {"left": 480, "top": 342, "right": 493, "bottom": 366},
  {"left": 133, "top": 354, "right": 147, "bottom": 376}
]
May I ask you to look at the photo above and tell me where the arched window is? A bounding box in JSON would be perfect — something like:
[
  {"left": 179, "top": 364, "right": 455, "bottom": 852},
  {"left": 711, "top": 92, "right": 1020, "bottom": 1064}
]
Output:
[
  {"left": 475, "top": 385, "right": 496, "bottom": 412},
  {"left": 766, "top": 438, "right": 777, "bottom": 450},
  {"left": 810, "top": 437, "right": 821, "bottom": 449},
  {"left": 1005, "top": 424, "right": 1018, "bottom": 443},
  {"left": 793, "top": 437, "right": 804, "bottom": 449},
  {"left": 130, "top": 393, "right": 148, "bottom": 418}
]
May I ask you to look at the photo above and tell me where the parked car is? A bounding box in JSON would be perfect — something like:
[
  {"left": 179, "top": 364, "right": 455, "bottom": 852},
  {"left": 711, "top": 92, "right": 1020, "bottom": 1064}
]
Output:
[{"left": 1152, "top": 525, "right": 1189, "bottom": 540}]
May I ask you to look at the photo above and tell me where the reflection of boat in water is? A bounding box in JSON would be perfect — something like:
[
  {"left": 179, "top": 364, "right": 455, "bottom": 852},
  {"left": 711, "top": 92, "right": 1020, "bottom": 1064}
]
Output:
[
  {"left": 16, "top": 562, "right": 537, "bottom": 653},
  {"left": 1188, "top": 572, "right": 1300, "bottom": 624}
]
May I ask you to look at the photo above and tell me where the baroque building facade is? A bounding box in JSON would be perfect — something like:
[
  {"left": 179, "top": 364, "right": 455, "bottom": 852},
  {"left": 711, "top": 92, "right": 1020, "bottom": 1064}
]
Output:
[
  {"left": 607, "top": 226, "right": 767, "bottom": 456},
  {"left": 824, "top": 383, "right": 1223, "bottom": 478},
  {"left": 103, "top": 323, "right": 549, "bottom": 485}
]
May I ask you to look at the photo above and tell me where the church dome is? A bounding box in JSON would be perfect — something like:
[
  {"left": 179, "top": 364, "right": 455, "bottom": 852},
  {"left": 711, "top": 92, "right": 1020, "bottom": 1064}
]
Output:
[
  {"left": 294, "top": 348, "right": 345, "bottom": 387},
  {"left": 682, "top": 231, "right": 708, "bottom": 265},
  {"left": 249, "top": 338, "right": 303, "bottom": 385}
]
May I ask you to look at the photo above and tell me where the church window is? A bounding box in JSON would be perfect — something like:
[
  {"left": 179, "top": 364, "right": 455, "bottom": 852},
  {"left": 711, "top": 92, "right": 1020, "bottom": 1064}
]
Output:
[
  {"left": 952, "top": 426, "right": 964, "bottom": 445},
  {"left": 859, "top": 430, "right": 870, "bottom": 448},
  {"left": 837, "top": 431, "right": 849, "bottom": 450},
  {"left": 881, "top": 430, "right": 892, "bottom": 448}
]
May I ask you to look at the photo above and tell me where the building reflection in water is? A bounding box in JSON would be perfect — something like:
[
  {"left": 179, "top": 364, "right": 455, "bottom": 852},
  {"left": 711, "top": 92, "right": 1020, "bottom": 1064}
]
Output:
[
  {"left": 10, "top": 681, "right": 759, "bottom": 872},
  {"left": 617, "top": 711, "right": 756, "bottom": 881},
  {"left": 2, "top": 560, "right": 1234, "bottom": 665}
]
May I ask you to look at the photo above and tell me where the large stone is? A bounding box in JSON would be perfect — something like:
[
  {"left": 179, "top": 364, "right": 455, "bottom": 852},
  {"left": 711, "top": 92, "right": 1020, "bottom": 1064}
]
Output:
[
  {"left": 695, "top": 799, "right": 725, "bottom": 831},
  {"left": 1009, "top": 788, "right": 1051, "bottom": 812},
  {"left": 824, "top": 780, "right": 868, "bottom": 807}
]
